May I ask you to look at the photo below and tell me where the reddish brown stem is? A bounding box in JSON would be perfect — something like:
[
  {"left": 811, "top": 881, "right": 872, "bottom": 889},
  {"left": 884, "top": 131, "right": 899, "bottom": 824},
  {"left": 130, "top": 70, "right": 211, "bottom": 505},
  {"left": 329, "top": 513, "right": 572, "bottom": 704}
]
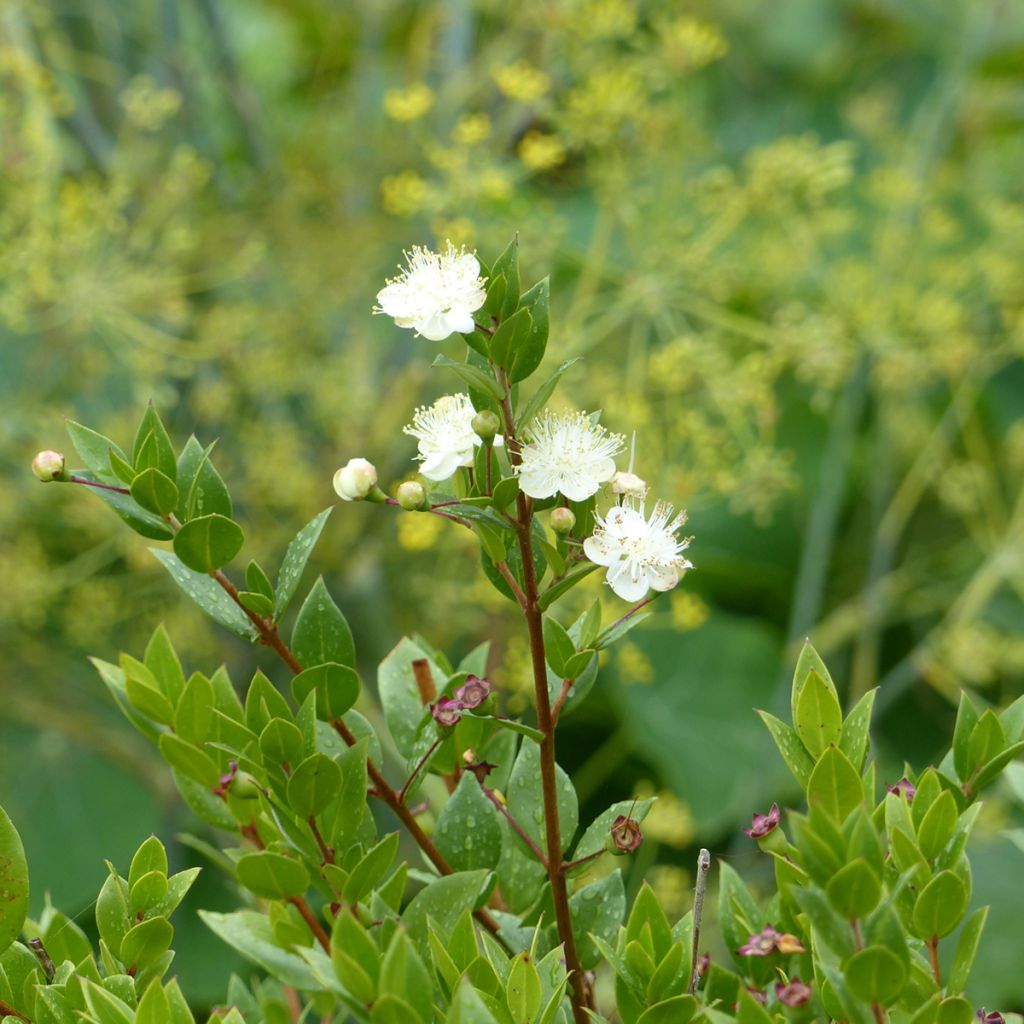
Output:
[
  {"left": 290, "top": 895, "right": 331, "bottom": 952},
  {"left": 68, "top": 475, "right": 131, "bottom": 494},
  {"left": 551, "top": 677, "right": 574, "bottom": 727},
  {"left": 495, "top": 560, "right": 528, "bottom": 610},
  {"left": 496, "top": 367, "right": 591, "bottom": 1024},
  {"left": 482, "top": 785, "right": 548, "bottom": 869},
  {"left": 308, "top": 817, "right": 334, "bottom": 865},
  {"left": 0, "top": 1001, "right": 31, "bottom": 1023},
  {"left": 560, "top": 848, "right": 604, "bottom": 875},
  {"left": 928, "top": 935, "right": 941, "bottom": 986},
  {"left": 412, "top": 658, "right": 438, "bottom": 704}
]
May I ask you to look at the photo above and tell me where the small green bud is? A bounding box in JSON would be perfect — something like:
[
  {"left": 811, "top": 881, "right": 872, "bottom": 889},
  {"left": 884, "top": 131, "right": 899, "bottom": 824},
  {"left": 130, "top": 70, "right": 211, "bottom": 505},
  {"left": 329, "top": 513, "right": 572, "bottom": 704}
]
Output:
[
  {"left": 472, "top": 410, "right": 501, "bottom": 442},
  {"left": 32, "top": 450, "right": 66, "bottom": 482},
  {"left": 550, "top": 506, "right": 576, "bottom": 535},
  {"left": 396, "top": 480, "right": 427, "bottom": 510},
  {"left": 230, "top": 772, "right": 263, "bottom": 799}
]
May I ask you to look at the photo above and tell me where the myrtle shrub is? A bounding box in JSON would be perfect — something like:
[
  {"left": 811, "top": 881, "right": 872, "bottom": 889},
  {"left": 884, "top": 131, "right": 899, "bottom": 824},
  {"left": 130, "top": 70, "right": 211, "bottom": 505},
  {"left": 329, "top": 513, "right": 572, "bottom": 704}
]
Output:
[{"left": 7, "top": 240, "right": 1021, "bottom": 1024}]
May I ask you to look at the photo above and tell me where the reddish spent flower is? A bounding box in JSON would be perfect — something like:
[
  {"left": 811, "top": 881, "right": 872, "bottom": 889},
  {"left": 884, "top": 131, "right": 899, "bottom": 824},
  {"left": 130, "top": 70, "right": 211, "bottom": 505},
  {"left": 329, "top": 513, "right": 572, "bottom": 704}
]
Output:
[
  {"left": 430, "top": 696, "right": 463, "bottom": 727},
  {"left": 696, "top": 953, "right": 710, "bottom": 978},
  {"left": 744, "top": 803, "right": 781, "bottom": 839},
  {"left": 776, "top": 979, "right": 813, "bottom": 1007},
  {"left": 608, "top": 815, "right": 644, "bottom": 854},
  {"left": 747, "top": 988, "right": 767, "bottom": 1005},
  {"left": 455, "top": 674, "right": 492, "bottom": 709},
  {"left": 738, "top": 926, "right": 805, "bottom": 956},
  {"left": 887, "top": 777, "right": 916, "bottom": 801},
  {"left": 976, "top": 1011, "right": 1004, "bottom": 1024}
]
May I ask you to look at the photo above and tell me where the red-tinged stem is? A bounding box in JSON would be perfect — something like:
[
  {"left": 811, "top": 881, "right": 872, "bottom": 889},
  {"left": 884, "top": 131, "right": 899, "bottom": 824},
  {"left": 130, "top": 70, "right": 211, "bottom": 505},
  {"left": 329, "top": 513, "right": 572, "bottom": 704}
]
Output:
[
  {"left": 399, "top": 737, "right": 443, "bottom": 804},
  {"left": 495, "top": 366, "right": 591, "bottom": 1024},
  {"left": 495, "top": 560, "right": 528, "bottom": 610},
  {"left": 603, "top": 595, "right": 656, "bottom": 637},
  {"left": 0, "top": 999, "right": 31, "bottom": 1022},
  {"left": 290, "top": 895, "right": 331, "bottom": 952},
  {"left": 308, "top": 817, "right": 334, "bottom": 865},
  {"left": 482, "top": 785, "right": 548, "bottom": 869},
  {"left": 69, "top": 475, "right": 131, "bottom": 494},
  {"left": 551, "top": 677, "right": 574, "bottom": 727},
  {"left": 928, "top": 935, "right": 941, "bottom": 986},
  {"left": 560, "top": 848, "right": 604, "bottom": 875},
  {"left": 384, "top": 497, "right": 472, "bottom": 529}
]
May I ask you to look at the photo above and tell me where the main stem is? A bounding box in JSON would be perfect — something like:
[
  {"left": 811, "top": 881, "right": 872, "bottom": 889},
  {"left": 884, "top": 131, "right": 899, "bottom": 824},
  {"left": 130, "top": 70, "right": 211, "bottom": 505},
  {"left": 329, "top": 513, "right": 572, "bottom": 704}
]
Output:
[{"left": 498, "top": 369, "right": 591, "bottom": 1024}]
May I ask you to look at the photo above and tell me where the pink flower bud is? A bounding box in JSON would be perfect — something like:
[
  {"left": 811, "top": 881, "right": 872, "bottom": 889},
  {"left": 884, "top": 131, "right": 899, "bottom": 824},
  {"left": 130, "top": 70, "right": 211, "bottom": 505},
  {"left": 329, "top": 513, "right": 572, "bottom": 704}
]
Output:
[
  {"left": 430, "top": 695, "right": 463, "bottom": 728},
  {"left": 32, "top": 450, "right": 66, "bottom": 482},
  {"left": 887, "top": 777, "right": 916, "bottom": 801},
  {"left": 455, "top": 675, "right": 491, "bottom": 709},
  {"left": 743, "top": 803, "right": 781, "bottom": 839},
  {"left": 775, "top": 979, "right": 813, "bottom": 1007}
]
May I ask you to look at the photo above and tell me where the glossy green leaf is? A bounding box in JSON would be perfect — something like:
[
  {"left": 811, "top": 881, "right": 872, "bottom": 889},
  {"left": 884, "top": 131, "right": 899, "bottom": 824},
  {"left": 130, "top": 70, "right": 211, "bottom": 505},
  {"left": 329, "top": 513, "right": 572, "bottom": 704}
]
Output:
[
  {"left": 826, "top": 857, "right": 881, "bottom": 918},
  {"left": 947, "top": 905, "right": 986, "bottom": 993},
  {"left": 917, "top": 790, "right": 958, "bottom": 861},
  {"left": 844, "top": 945, "right": 906, "bottom": 1004},
  {"left": 791, "top": 640, "right": 837, "bottom": 722},
  {"left": 435, "top": 774, "right": 502, "bottom": 872},
  {"left": 173, "top": 513, "right": 244, "bottom": 573},
  {"left": 432, "top": 355, "right": 505, "bottom": 400},
  {"left": 568, "top": 869, "right": 625, "bottom": 969},
  {"left": 200, "top": 910, "right": 319, "bottom": 989},
  {"left": 291, "top": 662, "right": 360, "bottom": 721},
  {"left": 274, "top": 508, "right": 333, "bottom": 620},
  {"left": 235, "top": 852, "right": 310, "bottom": 900},
  {"left": 807, "top": 746, "right": 863, "bottom": 823},
  {"left": 132, "top": 405, "right": 177, "bottom": 481},
  {"left": 952, "top": 693, "right": 980, "bottom": 783},
  {"left": 287, "top": 752, "right": 342, "bottom": 818},
  {"left": 291, "top": 577, "right": 355, "bottom": 670},
  {"left": 794, "top": 669, "right": 843, "bottom": 758},
  {"left": 840, "top": 688, "right": 876, "bottom": 769},
  {"left": 378, "top": 637, "right": 445, "bottom": 759},
  {"left": 507, "top": 740, "right": 578, "bottom": 854},
  {"left": 489, "top": 306, "right": 532, "bottom": 370},
  {"left": 0, "top": 805, "right": 28, "bottom": 957},
  {"left": 912, "top": 870, "right": 968, "bottom": 939},
  {"left": 401, "top": 870, "right": 491, "bottom": 956},
  {"left": 130, "top": 467, "right": 178, "bottom": 516},
  {"left": 120, "top": 916, "right": 173, "bottom": 969},
  {"left": 510, "top": 276, "right": 550, "bottom": 382}
]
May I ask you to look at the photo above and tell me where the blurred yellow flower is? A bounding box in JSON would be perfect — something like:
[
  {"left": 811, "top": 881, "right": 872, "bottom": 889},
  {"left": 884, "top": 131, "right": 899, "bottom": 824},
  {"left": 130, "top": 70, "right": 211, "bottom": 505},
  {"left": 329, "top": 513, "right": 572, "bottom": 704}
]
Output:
[
  {"left": 657, "top": 16, "right": 728, "bottom": 72},
  {"left": 479, "top": 169, "right": 512, "bottom": 201},
  {"left": 397, "top": 511, "right": 444, "bottom": 551},
  {"left": 120, "top": 75, "right": 181, "bottom": 132},
  {"left": 616, "top": 641, "right": 654, "bottom": 685},
  {"left": 493, "top": 62, "right": 551, "bottom": 103},
  {"left": 452, "top": 113, "right": 491, "bottom": 146},
  {"left": 634, "top": 782, "right": 695, "bottom": 848},
  {"left": 518, "top": 131, "right": 567, "bottom": 171},
  {"left": 649, "top": 865, "right": 690, "bottom": 919},
  {"left": 384, "top": 83, "right": 434, "bottom": 122},
  {"left": 671, "top": 591, "right": 709, "bottom": 632},
  {"left": 381, "top": 170, "right": 429, "bottom": 217}
]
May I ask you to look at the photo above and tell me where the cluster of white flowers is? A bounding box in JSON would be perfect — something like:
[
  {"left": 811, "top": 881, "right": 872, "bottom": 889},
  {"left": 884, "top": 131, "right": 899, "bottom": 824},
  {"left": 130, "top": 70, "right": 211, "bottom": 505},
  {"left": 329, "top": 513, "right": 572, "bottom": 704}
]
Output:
[
  {"left": 368, "top": 243, "right": 695, "bottom": 603},
  {"left": 375, "top": 243, "right": 487, "bottom": 341},
  {"left": 403, "top": 393, "right": 503, "bottom": 482}
]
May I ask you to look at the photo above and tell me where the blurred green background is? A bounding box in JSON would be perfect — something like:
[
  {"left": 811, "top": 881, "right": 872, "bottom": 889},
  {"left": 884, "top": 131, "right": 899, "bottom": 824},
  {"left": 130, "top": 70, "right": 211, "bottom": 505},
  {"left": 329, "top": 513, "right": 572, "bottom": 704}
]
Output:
[{"left": 2, "top": 0, "right": 1024, "bottom": 1010}]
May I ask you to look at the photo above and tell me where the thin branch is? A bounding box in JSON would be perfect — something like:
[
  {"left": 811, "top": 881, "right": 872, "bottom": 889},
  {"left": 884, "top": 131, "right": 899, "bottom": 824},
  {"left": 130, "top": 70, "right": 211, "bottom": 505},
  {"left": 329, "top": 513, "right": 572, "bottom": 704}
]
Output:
[
  {"left": 398, "top": 737, "right": 443, "bottom": 805},
  {"left": 384, "top": 497, "right": 473, "bottom": 529},
  {"left": 482, "top": 786, "right": 548, "bottom": 869},
  {"left": 68, "top": 475, "right": 131, "bottom": 495},
  {"left": 495, "top": 561, "right": 528, "bottom": 610},
  {"left": 289, "top": 895, "right": 331, "bottom": 952},
  {"left": 308, "top": 817, "right": 334, "bottom": 865},
  {"left": 928, "top": 936, "right": 941, "bottom": 986},
  {"left": 689, "top": 849, "right": 711, "bottom": 994},
  {"left": 560, "top": 848, "right": 604, "bottom": 875},
  {"left": 551, "top": 677, "right": 574, "bottom": 727},
  {"left": 604, "top": 595, "right": 656, "bottom": 637},
  {"left": 412, "top": 658, "right": 438, "bottom": 704},
  {"left": 0, "top": 999, "right": 30, "bottom": 1023}
]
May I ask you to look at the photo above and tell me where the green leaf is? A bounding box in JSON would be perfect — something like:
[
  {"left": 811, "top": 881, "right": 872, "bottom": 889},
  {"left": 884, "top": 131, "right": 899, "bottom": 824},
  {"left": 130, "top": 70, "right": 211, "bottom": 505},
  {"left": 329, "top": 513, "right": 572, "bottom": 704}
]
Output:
[
  {"left": 542, "top": 616, "right": 576, "bottom": 678},
  {"left": 971, "top": 739, "right": 1024, "bottom": 793},
  {"left": 238, "top": 591, "right": 274, "bottom": 616},
  {"left": 840, "top": 688, "right": 876, "bottom": 770},
  {"left": 432, "top": 355, "right": 506, "bottom": 400},
  {"left": 67, "top": 420, "right": 130, "bottom": 477},
  {"left": 292, "top": 577, "right": 355, "bottom": 669},
  {"left": 73, "top": 470, "right": 174, "bottom": 540},
  {"left": 935, "top": 997, "right": 974, "bottom": 1024},
  {"left": 401, "top": 870, "right": 491, "bottom": 956},
  {"left": 489, "top": 307, "right": 532, "bottom": 371},
  {"left": 144, "top": 624, "right": 186, "bottom": 704},
  {"left": 807, "top": 746, "right": 863, "bottom": 823},
  {"left": 120, "top": 917, "right": 173, "bottom": 969},
  {"left": 507, "top": 740, "right": 578, "bottom": 853},
  {"left": 912, "top": 870, "right": 968, "bottom": 939},
  {"left": 378, "top": 637, "right": 445, "bottom": 759},
  {"left": 435, "top": 774, "right": 502, "bottom": 872},
  {"left": 637, "top": 996, "right": 697, "bottom": 1024},
  {"left": 757, "top": 711, "right": 815, "bottom": 788},
  {"left": 158, "top": 734, "right": 219, "bottom": 787},
  {"left": 343, "top": 833, "right": 400, "bottom": 904},
  {"left": 259, "top": 717, "right": 305, "bottom": 766},
  {"left": 275, "top": 508, "right": 333, "bottom": 620},
  {"left": 790, "top": 885, "right": 855, "bottom": 959},
  {"left": 952, "top": 692, "right": 979, "bottom": 782},
  {"left": 0, "top": 805, "right": 28, "bottom": 957},
  {"left": 791, "top": 641, "right": 837, "bottom": 722},
  {"left": 291, "top": 663, "right": 361, "bottom": 721},
  {"left": 538, "top": 564, "right": 600, "bottom": 611},
  {"left": 844, "top": 945, "right": 906, "bottom": 1004},
  {"left": 736, "top": 989, "right": 773, "bottom": 1024},
  {"left": 825, "top": 858, "right": 881, "bottom": 918},
  {"left": 82, "top": 980, "right": 134, "bottom": 1024},
  {"left": 510, "top": 276, "right": 550, "bottom": 383},
  {"left": 235, "top": 852, "right": 310, "bottom": 900},
  {"left": 182, "top": 445, "right": 231, "bottom": 521},
  {"left": 287, "top": 752, "right": 343, "bottom": 818},
  {"left": 130, "top": 467, "right": 179, "bottom": 516},
  {"left": 489, "top": 237, "right": 520, "bottom": 320},
  {"left": 122, "top": 655, "right": 176, "bottom": 725},
  {"left": 136, "top": 981, "right": 171, "bottom": 1024},
  {"left": 379, "top": 931, "right": 432, "bottom": 1024},
  {"left": 199, "top": 910, "right": 319, "bottom": 989},
  {"left": 132, "top": 405, "right": 177, "bottom": 481},
  {"left": 447, "top": 976, "right": 501, "bottom": 1024},
  {"left": 568, "top": 870, "right": 626, "bottom": 970},
  {"left": 517, "top": 358, "right": 581, "bottom": 427},
  {"left": 128, "top": 836, "right": 168, "bottom": 891},
  {"left": 151, "top": 548, "right": 262, "bottom": 634},
  {"left": 173, "top": 514, "right": 244, "bottom": 573},
  {"left": 108, "top": 446, "right": 137, "bottom": 484},
  {"left": 917, "top": 790, "right": 958, "bottom": 860},
  {"left": 794, "top": 669, "right": 843, "bottom": 759},
  {"left": 947, "top": 905, "right": 986, "bottom": 993},
  {"left": 491, "top": 476, "right": 520, "bottom": 513}
]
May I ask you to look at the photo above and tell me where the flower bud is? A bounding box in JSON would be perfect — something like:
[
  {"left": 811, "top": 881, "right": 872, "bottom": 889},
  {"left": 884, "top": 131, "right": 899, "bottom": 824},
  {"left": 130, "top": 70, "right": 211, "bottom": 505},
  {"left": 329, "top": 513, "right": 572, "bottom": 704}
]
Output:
[
  {"left": 977, "top": 1011, "right": 1005, "bottom": 1024},
  {"left": 455, "top": 674, "right": 491, "bottom": 709},
  {"left": 609, "top": 470, "right": 646, "bottom": 497},
  {"left": 32, "top": 450, "right": 66, "bottom": 482},
  {"left": 550, "top": 506, "right": 576, "bottom": 535},
  {"left": 471, "top": 410, "right": 501, "bottom": 442},
  {"left": 230, "top": 772, "right": 263, "bottom": 800},
  {"left": 886, "top": 777, "right": 916, "bottom": 801},
  {"left": 430, "top": 696, "right": 463, "bottom": 728},
  {"left": 396, "top": 479, "right": 427, "bottom": 510},
  {"left": 606, "top": 815, "right": 643, "bottom": 855},
  {"left": 333, "top": 457, "right": 378, "bottom": 501}
]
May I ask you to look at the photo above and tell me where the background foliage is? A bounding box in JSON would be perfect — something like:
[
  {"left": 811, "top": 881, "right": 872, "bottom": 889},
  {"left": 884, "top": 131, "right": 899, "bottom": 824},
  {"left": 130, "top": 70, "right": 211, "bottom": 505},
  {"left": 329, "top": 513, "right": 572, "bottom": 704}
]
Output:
[{"left": 2, "top": 0, "right": 1023, "bottom": 1010}]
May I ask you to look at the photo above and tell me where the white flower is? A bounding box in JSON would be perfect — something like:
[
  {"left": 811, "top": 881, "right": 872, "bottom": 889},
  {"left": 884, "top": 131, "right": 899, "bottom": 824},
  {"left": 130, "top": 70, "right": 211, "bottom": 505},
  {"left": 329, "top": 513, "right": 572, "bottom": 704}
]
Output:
[
  {"left": 375, "top": 242, "right": 487, "bottom": 341},
  {"left": 333, "top": 457, "right": 378, "bottom": 501},
  {"left": 517, "top": 411, "right": 625, "bottom": 502},
  {"left": 584, "top": 499, "right": 693, "bottom": 601},
  {"left": 404, "top": 394, "right": 503, "bottom": 482},
  {"left": 609, "top": 470, "right": 647, "bottom": 497}
]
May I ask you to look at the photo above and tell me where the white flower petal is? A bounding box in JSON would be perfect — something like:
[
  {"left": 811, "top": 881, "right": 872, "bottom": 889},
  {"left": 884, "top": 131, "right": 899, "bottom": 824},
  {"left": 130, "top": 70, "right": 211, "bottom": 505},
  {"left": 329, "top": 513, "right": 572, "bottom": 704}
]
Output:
[
  {"left": 606, "top": 560, "right": 650, "bottom": 602},
  {"left": 518, "top": 467, "right": 558, "bottom": 499},
  {"left": 646, "top": 564, "right": 680, "bottom": 592},
  {"left": 583, "top": 534, "right": 620, "bottom": 566}
]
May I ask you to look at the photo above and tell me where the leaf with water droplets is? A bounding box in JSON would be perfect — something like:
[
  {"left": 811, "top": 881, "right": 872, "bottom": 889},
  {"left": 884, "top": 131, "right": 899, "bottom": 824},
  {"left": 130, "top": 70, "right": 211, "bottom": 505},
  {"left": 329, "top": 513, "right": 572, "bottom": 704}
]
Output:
[
  {"left": 401, "top": 870, "right": 492, "bottom": 958},
  {"left": 0, "top": 803, "right": 28, "bottom": 957},
  {"left": 292, "top": 576, "right": 355, "bottom": 670},
  {"left": 757, "top": 710, "right": 814, "bottom": 789},
  {"left": 435, "top": 774, "right": 502, "bottom": 872},
  {"left": 275, "top": 507, "right": 333, "bottom": 620},
  {"left": 507, "top": 740, "right": 578, "bottom": 855},
  {"left": 150, "top": 549, "right": 259, "bottom": 640},
  {"left": 566, "top": 869, "right": 625, "bottom": 969}
]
